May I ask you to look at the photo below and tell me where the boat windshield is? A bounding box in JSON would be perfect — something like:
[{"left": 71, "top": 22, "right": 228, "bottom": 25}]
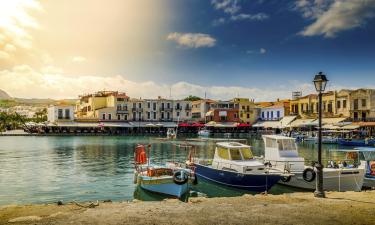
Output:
[
  {"left": 230, "top": 148, "right": 242, "bottom": 160},
  {"left": 278, "top": 139, "right": 297, "bottom": 151},
  {"left": 241, "top": 148, "right": 253, "bottom": 160},
  {"left": 217, "top": 147, "right": 230, "bottom": 160}
]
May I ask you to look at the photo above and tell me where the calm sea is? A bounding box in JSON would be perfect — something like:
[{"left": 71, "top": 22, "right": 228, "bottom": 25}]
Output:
[{"left": 0, "top": 135, "right": 346, "bottom": 205}]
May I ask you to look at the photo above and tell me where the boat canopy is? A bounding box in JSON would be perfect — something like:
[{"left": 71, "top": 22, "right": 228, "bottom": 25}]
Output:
[
  {"left": 263, "top": 135, "right": 301, "bottom": 161},
  {"left": 215, "top": 142, "right": 253, "bottom": 161}
]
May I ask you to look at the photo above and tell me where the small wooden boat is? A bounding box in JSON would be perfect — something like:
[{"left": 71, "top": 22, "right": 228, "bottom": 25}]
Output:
[
  {"left": 190, "top": 142, "right": 289, "bottom": 193},
  {"left": 134, "top": 145, "right": 196, "bottom": 198}
]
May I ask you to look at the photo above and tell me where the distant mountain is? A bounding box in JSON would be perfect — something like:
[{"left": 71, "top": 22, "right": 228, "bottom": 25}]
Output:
[{"left": 0, "top": 89, "right": 11, "bottom": 100}]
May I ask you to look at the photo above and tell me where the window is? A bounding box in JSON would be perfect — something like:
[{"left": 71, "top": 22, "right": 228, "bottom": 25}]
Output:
[
  {"left": 117, "top": 104, "right": 121, "bottom": 110},
  {"left": 337, "top": 101, "right": 341, "bottom": 109},
  {"left": 153, "top": 103, "right": 156, "bottom": 110},
  {"left": 147, "top": 112, "right": 150, "bottom": 119},
  {"left": 362, "top": 99, "right": 367, "bottom": 107},
  {"left": 176, "top": 112, "right": 179, "bottom": 117},
  {"left": 138, "top": 112, "right": 142, "bottom": 120},
  {"left": 241, "top": 148, "right": 253, "bottom": 160},
  {"left": 343, "top": 100, "right": 347, "bottom": 108},
  {"left": 124, "top": 115, "right": 128, "bottom": 120},
  {"left": 281, "top": 139, "right": 297, "bottom": 150},
  {"left": 234, "top": 113, "right": 237, "bottom": 118},
  {"left": 133, "top": 103, "right": 136, "bottom": 108},
  {"left": 138, "top": 103, "right": 141, "bottom": 108},
  {"left": 217, "top": 147, "right": 229, "bottom": 160},
  {"left": 161, "top": 113, "right": 164, "bottom": 119},
  {"left": 230, "top": 149, "right": 242, "bottom": 160},
  {"left": 58, "top": 109, "right": 63, "bottom": 119},
  {"left": 108, "top": 113, "right": 112, "bottom": 120},
  {"left": 271, "top": 111, "right": 273, "bottom": 119},
  {"left": 186, "top": 111, "right": 189, "bottom": 116},
  {"left": 65, "top": 109, "right": 70, "bottom": 119},
  {"left": 153, "top": 112, "right": 156, "bottom": 119},
  {"left": 267, "top": 111, "right": 269, "bottom": 119},
  {"left": 262, "top": 112, "right": 265, "bottom": 118},
  {"left": 147, "top": 102, "right": 150, "bottom": 108},
  {"left": 117, "top": 115, "right": 121, "bottom": 120},
  {"left": 161, "top": 103, "right": 164, "bottom": 109},
  {"left": 265, "top": 139, "right": 278, "bottom": 148},
  {"left": 277, "top": 111, "right": 280, "bottom": 118},
  {"left": 167, "top": 112, "right": 170, "bottom": 119},
  {"left": 247, "top": 113, "right": 250, "bottom": 119},
  {"left": 354, "top": 99, "right": 358, "bottom": 110},
  {"left": 242, "top": 106, "right": 245, "bottom": 110},
  {"left": 102, "top": 114, "right": 105, "bottom": 120},
  {"left": 167, "top": 103, "right": 171, "bottom": 109},
  {"left": 133, "top": 112, "right": 136, "bottom": 120}
]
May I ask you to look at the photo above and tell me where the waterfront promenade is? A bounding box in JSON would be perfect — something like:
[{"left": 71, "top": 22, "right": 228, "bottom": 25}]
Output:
[{"left": 1, "top": 191, "right": 375, "bottom": 225}]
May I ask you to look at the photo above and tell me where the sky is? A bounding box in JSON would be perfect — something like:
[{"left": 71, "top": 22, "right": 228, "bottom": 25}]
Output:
[{"left": 0, "top": 0, "right": 374, "bottom": 101}]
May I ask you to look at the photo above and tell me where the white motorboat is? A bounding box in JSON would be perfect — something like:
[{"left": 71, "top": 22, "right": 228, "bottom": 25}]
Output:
[
  {"left": 262, "top": 135, "right": 365, "bottom": 191},
  {"left": 198, "top": 128, "right": 210, "bottom": 137}
]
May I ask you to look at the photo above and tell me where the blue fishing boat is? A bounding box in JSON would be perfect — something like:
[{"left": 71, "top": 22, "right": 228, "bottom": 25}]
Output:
[
  {"left": 191, "top": 142, "right": 289, "bottom": 192},
  {"left": 338, "top": 138, "right": 375, "bottom": 147}
]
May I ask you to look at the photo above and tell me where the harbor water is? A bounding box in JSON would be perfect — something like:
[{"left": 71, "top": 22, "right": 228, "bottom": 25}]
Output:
[{"left": 0, "top": 135, "right": 349, "bottom": 205}]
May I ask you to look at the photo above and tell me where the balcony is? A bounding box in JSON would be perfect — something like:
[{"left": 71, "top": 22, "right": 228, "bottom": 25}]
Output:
[
  {"left": 159, "top": 107, "right": 173, "bottom": 112},
  {"left": 132, "top": 108, "right": 143, "bottom": 112},
  {"left": 175, "top": 106, "right": 182, "bottom": 110},
  {"left": 185, "top": 106, "right": 192, "bottom": 111},
  {"left": 117, "top": 109, "right": 129, "bottom": 114}
]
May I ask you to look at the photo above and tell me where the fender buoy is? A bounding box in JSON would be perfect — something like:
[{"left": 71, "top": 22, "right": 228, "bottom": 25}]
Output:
[
  {"left": 192, "top": 173, "right": 198, "bottom": 185},
  {"left": 173, "top": 170, "right": 189, "bottom": 185},
  {"left": 303, "top": 168, "right": 316, "bottom": 182},
  {"left": 281, "top": 176, "right": 291, "bottom": 183},
  {"left": 264, "top": 162, "right": 272, "bottom": 168}
]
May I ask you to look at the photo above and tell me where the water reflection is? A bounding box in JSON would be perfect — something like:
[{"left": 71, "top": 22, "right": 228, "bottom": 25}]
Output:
[{"left": 0, "top": 135, "right": 356, "bottom": 205}]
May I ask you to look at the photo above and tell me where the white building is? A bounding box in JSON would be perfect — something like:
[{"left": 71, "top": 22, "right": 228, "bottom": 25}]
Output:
[
  {"left": 48, "top": 105, "right": 75, "bottom": 122},
  {"left": 260, "top": 104, "right": 285, "bottom": 121}
]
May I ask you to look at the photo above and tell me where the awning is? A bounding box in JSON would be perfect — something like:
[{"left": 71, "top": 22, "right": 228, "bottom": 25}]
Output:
[
  {"left": 237, "top": 123, "right": 250, "bottom": 127},
  {"left": 357, "top": 122, "right": 375, "bottom": 127},
  {"left": 178, "top": 123, "right": 190, "bottom": 127},
  {"left": 191, "top": 123, "right": 205, "bottom": 127},
  {"left": 206, "top": 121, "right": 216, "bottom": 126},
  {"left": 253, "top": 121, "right": 281, "bottom": 129},
  {"left": 320, "top": 117, "right": 347, "bottom": 125},
  {"left": 279, "top": 116, "right": 297, "bottom": 128},
  {"left": 290, "top": 119, "right": 316, "bottom": 128},
  {"left": 205, "top": 111, "right": 214, "bottom": 116}
]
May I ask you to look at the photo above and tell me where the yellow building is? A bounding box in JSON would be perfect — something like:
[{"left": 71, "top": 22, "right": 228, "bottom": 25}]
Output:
[
  {"left": 290, "top": 91, "right": 337, "bottom": 118},
  {"left": 232, "top": 98, "right": 259, "bottom": 124},
  {"left": 75, "top": 91, "right": 130, "bottom": 121}
]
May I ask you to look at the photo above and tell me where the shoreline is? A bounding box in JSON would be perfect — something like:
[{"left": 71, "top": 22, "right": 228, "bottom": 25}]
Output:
[{"left": 1, "top": 191, "right": 375, "bottom": 225}]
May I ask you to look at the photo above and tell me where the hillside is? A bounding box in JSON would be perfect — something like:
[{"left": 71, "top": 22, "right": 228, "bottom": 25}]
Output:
[{"left": 0, "top": 89, "right": 11, "bottom": 100}]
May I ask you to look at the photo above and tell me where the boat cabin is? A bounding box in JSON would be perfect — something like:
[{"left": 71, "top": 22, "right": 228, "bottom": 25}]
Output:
[
  {"left": 212, "top": 142, "right": 265, "bottom": 174},
  {"left": 262, "top": 135, "right": 305, "bottom": 172}
]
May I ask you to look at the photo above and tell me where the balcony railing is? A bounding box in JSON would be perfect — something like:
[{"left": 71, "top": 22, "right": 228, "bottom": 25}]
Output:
[
  {"left": 117, "top": 109, "right": 129, "bottom": 114},
  {"left": 185, "top": 106, "right": 192, "bottom": 110},
  {"left": 159, "top": 108, "right": 173, "bottom": 112},
  {"left": 175, "top": 106, "right": 182, "bottom": 110}
]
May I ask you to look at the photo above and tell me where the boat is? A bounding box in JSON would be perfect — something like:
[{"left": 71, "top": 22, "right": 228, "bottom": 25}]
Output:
[
  {"left": 335, "top": 148, "right": 375, "bottom": 188},
  {"left": 262, "top": 135, "right": 365, "bottom": 191},
  {"left": 338, "top": 138, "right": 375, "bottom": 147},
  {"left": 166, "top": 128, "right": 177, "bottom": 139},
  {"left": 198, "top": 128, "right": 210, "bottom": 137},
  {"left": 134, "top": 144, "right": 196, "bottom": 198},
  {"left": 322, "top": 136, "right": 339, "bottom": 144},
  {"left": 190, "top": 142, "right": 290, "bottom": 192}
]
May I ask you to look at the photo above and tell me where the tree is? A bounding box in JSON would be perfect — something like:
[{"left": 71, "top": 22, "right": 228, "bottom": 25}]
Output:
[{"left": 184, "top": 95, "right": 202, "bottom": 101}]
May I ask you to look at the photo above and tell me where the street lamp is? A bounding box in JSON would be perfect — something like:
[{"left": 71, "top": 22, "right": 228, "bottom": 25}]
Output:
[{"left": 313, "top": 72, "right": 328, "bottom": 198}]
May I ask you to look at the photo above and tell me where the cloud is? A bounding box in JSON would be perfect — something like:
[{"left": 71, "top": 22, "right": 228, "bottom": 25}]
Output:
[
  {"left": 167, "top": 32, "right": 216, "bottom": 48},
  {"left": 211, "top": 0, "right": 241, "bottom": 14},
  {"left": 230, "top": 13, "right": 269, "bottom": 21},
  {"left": 0, "top": 0, "right": 42, "bottom": 64},
  {"left": 246, "top": 48, "right": 267, "bottom": 54},
  {"left": 211, "top": 0, "right": 269, "bottom": 25},
  {"left": 0, "top": 65, "right": 319, "bottom": 101},
  {"left": 296, "top": 0, "right": 375, "bottom": 38},
  {"left": 72, "top": 56, "right": 87, "bottom": 63}
]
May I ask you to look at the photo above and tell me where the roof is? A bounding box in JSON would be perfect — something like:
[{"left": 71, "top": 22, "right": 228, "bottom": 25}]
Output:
[
  {"left": 216, "top": 142, "right": 250, "bottom": 149},
  {"left": 356, "top": 122, "right": 375, "bottom": 127},
  {"left": 262, "top": 135, "right": 295, "bottom": 140}
]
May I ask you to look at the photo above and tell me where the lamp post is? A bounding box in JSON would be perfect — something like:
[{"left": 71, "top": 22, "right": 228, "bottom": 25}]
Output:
[{"left": 313, "top": 72, "right": 328, "bottom": 198}]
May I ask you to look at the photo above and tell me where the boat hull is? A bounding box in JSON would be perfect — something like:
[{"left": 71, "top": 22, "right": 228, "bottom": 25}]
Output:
[
  {"left": 194, "top": 163, "right": 281, "bottom": 192},
  {"left": 338, "top": 139, "right": 375, "bottom": 147},
  {"left": 137, "top": 175, "right": 188, "bottom": 198},
  {"left": 279, "top": 168, "right": 365, "bottom": 191}
]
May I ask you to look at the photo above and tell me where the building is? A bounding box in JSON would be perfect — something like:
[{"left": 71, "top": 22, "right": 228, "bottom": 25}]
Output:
[
  {"left": 232, "top": 98, "right": 259, "bottom": 124},
  {"left": 75, "top": 91, "right": 130, "bottom": 121},
  {"left": 206, "top": 100, "right": 240, "bottom": 123},
  {"left": 47, "top": 105, "right": 74, "bottom": 122},
  {"left": 290, "top": 91, "right": 336, "bottom": 118},
  {"left": 349, "top": 89, "right": 375, "bottom": 121},
  {"left": 191, "top": 99, "right": 215, "bottom": 122},
  {"left": 172, "top": 100, "right": 192, "bottom": 122},
  {"left": 260, "top": 103, "right": 285, "bottom": 121},
  {"left": 336, "top": 89, "right": 351, "bottom": 117}
]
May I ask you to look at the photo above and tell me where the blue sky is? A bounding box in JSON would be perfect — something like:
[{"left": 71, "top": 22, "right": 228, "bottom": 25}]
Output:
[{"left": 0, "top": 0, "right": 374, "bottom": 100}]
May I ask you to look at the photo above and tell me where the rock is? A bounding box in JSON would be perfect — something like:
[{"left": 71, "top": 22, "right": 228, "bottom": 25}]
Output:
[
  {"left": 8, "top": 216, "right": 42, "bottom": 223},
  {"left": 57, "top": 200, "right": 63, "bottom": 205}
]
